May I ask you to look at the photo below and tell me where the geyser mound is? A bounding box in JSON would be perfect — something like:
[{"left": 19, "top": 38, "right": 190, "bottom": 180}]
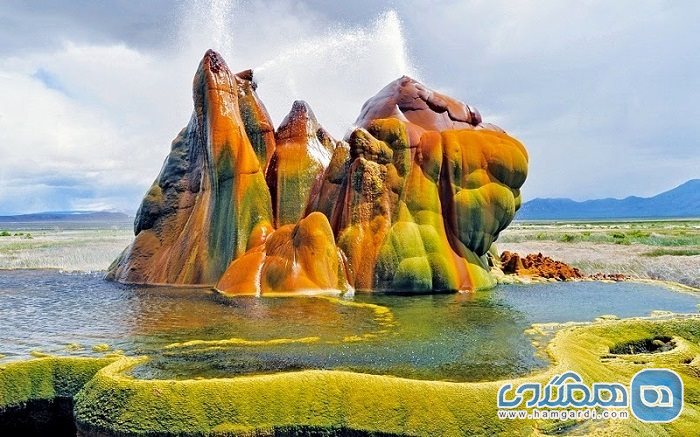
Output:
[{"left": 107, "top": 50, "right": 528, "bottom": 295}]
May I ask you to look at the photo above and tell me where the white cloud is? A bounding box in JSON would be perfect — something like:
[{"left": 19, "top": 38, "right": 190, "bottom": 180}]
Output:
[
  {"left": 0, "top": 44, "right": 182, "bottom": 213},
  {"left": 0, "top": 0, "right": 418, "bottom": 214},
  {"left": 398, "top": 0, "right": 700, "bottom": 200}
]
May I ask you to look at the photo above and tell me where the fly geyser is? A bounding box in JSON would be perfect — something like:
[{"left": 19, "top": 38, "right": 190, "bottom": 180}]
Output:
[{"left": 107, "top": 50, "right": 528, "bottom": 294}]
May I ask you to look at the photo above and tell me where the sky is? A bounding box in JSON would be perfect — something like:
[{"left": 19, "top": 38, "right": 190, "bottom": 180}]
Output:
[{"left": 0, "top": 0, "right": 697, "bottom": 214}]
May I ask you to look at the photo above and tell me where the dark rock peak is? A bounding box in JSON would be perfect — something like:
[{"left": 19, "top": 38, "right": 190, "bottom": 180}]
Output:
[
  {"left": 204, "top": 49, "right": 227, "bottom": 73},
  {"left": 235, "top": 69, "right": 257, "bottom": 91},
  {"left": 235, "top": 68, "right": 254, "bottom": 82},
  {"left": 192, "top": 50, "right": 239, "bottom": 130},
  {"left": 276, "top": 101, "right": 335, "bottom": 161}
]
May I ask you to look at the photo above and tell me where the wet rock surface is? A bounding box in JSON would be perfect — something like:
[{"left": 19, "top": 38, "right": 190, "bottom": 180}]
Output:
[
  {"left": 108, "top": 50, "right": 529, "bottom": 294},
  {"left": 266, "top": 100, "right": 336, "bottom": 227},
  {"left": 107, "top": 50, "right": 273, "bottom": 286}
]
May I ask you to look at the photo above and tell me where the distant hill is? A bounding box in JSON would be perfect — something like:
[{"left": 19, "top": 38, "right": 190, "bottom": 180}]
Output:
[
  {"left": 0, "top": 211, "right": 132, "bottom": 222},
  {"left": 517, "top": 179, "right": 700, "bottom": 220}
]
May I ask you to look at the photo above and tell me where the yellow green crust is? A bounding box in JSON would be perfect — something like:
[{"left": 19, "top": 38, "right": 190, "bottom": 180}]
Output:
[
  {"left": 2, "top": 317, "right": 696, "bottom": 435},
  {"left": 0, "top": 356, "right": 116, "bottom": 410},
  {"left": 61, "top": 316, "right": 699, "bottom": 436}
]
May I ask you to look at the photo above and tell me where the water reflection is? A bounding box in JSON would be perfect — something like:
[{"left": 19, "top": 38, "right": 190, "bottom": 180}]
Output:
[{"left": 0, "top": 270, "right": 698, "bottom": 382}]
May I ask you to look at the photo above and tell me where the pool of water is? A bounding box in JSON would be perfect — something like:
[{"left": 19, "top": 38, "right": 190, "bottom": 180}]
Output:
[{"left": 0, "top": 270, "right": 698, "bottom": 382}]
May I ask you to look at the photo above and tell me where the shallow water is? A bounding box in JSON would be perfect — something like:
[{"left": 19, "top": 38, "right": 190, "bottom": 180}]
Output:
[{"left": 0, "top": 270, "right": 698, "bottom": 382}]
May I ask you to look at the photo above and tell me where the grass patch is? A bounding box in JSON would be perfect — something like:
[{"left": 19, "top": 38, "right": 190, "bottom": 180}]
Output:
[
  {"left": 500, "top": 219, "right": 700, "bottom": 247},
  {"left": 0, "top": 241, "right": 54, "bottom": 253},
  {"left": 0, "top": 227, "right": 133, "bottom": 271},
  {"left": 0, "top": 231, "right": 32, "bottom": 239},
  {"left": 610, "top": 232, "right": 630, "bottom": 245},
  {"left": 643, "top": 248, "right": 700, "bottom": 257},
  {"left": 559, "top": 233, "right": 576, "bottom": 243}
]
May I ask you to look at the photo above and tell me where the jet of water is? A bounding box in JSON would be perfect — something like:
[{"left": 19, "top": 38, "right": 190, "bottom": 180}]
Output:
[
  {"left": 253, "top": 10, "right": 419, "bottom": 136},
  {"left": 178, "top": 1, "right": 419, "bottom": 137},
  {"left": 185, "top": 0, "right": 237, "bottom": 60}
]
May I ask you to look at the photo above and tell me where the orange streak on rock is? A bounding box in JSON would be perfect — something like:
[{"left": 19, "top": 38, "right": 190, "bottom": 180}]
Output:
[{"left": 217, "top": 213, "right": 350, "bottom": 295}]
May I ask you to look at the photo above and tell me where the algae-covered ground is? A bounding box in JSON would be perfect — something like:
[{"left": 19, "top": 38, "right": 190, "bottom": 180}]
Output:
[
  {"left": 2, "top": 315, "right": 699, "bottom": 436},
  {"left": 499, "top": 219, "right": 700, "bottom": 288}
]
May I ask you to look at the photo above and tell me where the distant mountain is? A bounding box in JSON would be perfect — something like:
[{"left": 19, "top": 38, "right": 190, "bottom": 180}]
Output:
[
  {"left": 517, "top": 179, "right": 700, "bottom": 220},
  {"left": 0, "top": 211, "right": 132, "bottom": 222}
]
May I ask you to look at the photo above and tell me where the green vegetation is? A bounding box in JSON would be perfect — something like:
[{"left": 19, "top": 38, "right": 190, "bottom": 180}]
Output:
[
  {"left": 68, "top": 317, "right": 700, "bottom": 436},
  {"left": 560, "top": 233, "right": 576, "bottom": 243},
  {"left": 65, "top": 343, "right": 83, "bottom": 352},
  {"left": 91, "top": 344, "right": 112, "bottom": 353},
  {"left": 609, "top": 335, "right": 674, "bottom": 354},
  {"left": 498, "top": 219, "right": 700, "bottom": 288},
  {"left": 643, "top": 248, "right": 700, "bottom": 257},
  {"left": 500, "top": 219, "right": 700, "bottom": 247},
  {"left": 0, "top": 357, "right": 116, "bottom": 410},
  {"left": 0, "top": 231, "right": 33, "bottom": 238},
  {"left": 0, "top": 226, "right": 132, "bottom": 270},
  {"left": 2, "top": 317, "right": 699, "bottom": 435}
]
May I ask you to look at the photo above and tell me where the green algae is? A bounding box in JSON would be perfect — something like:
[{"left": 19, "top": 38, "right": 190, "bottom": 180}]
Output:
[
  {"left": 1, "top": 317, "right": 699, "bottom": 436},
  {"left": 392, "top": 257, "right": 432, "bottom": 292},
  {"left": 0, "top": 356, "right": 116, "bottom": 410},
  {"left": 65, "top": 343, "right": 83, "bottom": 352},
  {"left": 67, "top": 317, "right": 700, "bottom": 436},
  {"left": 92, "top": 344, "right": 112, "bottom": 353}
]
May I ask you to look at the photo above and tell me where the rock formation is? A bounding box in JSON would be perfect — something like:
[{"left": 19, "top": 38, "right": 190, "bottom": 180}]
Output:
[
  {"left": 266, "top": 101, "right": 336, "bottom": 227},
  {"left": 107, "top": 50, "right": 273, "bottom": 285},
  {"left": 234, "top": 69, "right": 276, "bottom": 171},
  {"left": 108, "top": 50, "right": 529, "bottom": 295},
  {"left": 312, "top": 77, "right": 528, "bottom": 292},
  {"left": 500, "top": 251, "right": 583, "bottom": 280},
  {"left": 217, "top": 212, "right": 350, "bottom": 294}
]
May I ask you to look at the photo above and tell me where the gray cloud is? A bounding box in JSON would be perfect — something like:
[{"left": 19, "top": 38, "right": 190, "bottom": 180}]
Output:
[{"left": 0, "top": 0, "right": 175, "bottom": 55}]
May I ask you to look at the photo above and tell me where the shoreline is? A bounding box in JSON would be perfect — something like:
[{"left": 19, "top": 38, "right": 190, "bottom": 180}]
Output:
[
  {"left": 1, "top": 265, "right": 698, "bottom": 294},
  {"left": 496, "top": 272, "right": 700, "bottom": 293},
  {"left": 3, "top": 312, "right": 699, "bottom": 435},
  {"left": 3, "top": 308, "right": 699, "bottom": 379},
  {"left": 2, "top": 266, "right": 698, "bottom": 295}
]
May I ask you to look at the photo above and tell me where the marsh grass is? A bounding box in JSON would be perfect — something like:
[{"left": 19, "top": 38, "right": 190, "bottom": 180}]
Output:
[
  {"left": 2, "top": 220, "right": 698, "bottom": 286},
  {"left": 501, "top": 221, "right": 700, "bottom": 247},
  {"left": 643, "top": 248, "right": 700, "bottom": 257},
  {"left": 0, "top": 227, "right": 132, "bottom": 271}
]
